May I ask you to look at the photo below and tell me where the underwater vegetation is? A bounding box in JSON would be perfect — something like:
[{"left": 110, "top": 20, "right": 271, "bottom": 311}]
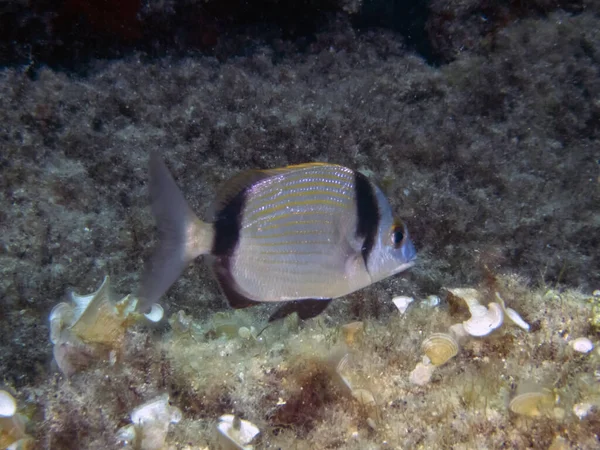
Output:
[{"left": 5, "top": 273, "right": 595, "bottom": 448}]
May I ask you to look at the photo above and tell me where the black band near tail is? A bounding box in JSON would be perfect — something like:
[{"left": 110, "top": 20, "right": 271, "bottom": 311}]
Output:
[
  {"left": 354, "top": 171, "right": 380, "bottom": 266},
  {"left": 211, "top": 188, "right": 247, "bottom": 257}
]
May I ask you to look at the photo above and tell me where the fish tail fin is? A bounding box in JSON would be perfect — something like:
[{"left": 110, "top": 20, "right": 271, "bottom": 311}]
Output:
[{"left": 137, "top": 153, "right": 214, "bottom": 313}]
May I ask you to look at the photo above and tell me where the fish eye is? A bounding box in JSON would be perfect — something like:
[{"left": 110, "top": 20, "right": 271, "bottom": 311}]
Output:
[{"left": 390, "top": 225, "right": 404, "bottom": 248}]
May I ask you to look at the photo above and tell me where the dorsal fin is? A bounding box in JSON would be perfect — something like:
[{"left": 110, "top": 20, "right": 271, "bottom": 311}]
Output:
[{"left": 208, "top": 163, "right": 333, "bottom": 221}]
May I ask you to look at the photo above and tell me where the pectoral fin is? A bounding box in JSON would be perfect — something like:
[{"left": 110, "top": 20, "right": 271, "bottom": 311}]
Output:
[{"left": 268, "top": 299, "right": 332, "bottom": 322}]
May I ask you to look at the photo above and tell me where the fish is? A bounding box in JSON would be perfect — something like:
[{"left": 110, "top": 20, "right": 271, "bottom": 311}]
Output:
[{"left": 138, "top": 154, "right": 416, "bottom": 322}]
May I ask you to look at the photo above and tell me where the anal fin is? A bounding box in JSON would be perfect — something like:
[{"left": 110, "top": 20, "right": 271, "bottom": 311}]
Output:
[{"left": 268, "top": 299, "right": 332, "bottom": 322}]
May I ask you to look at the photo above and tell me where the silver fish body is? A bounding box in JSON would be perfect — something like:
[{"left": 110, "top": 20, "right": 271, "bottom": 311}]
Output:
[{"left": 139, "top": 156, "right": 416, "bottom": 321}]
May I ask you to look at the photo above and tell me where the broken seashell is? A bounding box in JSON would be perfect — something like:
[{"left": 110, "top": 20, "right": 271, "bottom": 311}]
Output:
[
  {"left": 332, "top": 352, "right": 361, "bottom": 393},
  {"left": 446, "top": 288, "right": 482, "bottom": 312},
  {"left": 118, "top": 394, "right": 182, "bottom": 450},
  {"left": 68, "top": 276, "right": 130, "bottom": 345},
  {"left": 52, "top": 336, "right": 98, "bottom": 377},
  {"left": 351, "top": 388, "right": 380, "bottom": 429},
  {"left": 392, "top": 296, "right": 413, "bottom": 314},
  {"left": 0, "top": 391, "right": 28, "bottom": 449},
  {"left": 463, "top": 302, "right": 504, "bottom": 337},
  {"left": 49, "top": 302, "right": 73, "bottom": 345},
  {"left": 238, "top": 326, "right": 256, "bottom": 340},
  {"left": 0, "top": 391, "right": 16, "bottom": 418},
  {"left": 409, "top": 358, "right": 435, "bottom": 386},
  {"left": 509, "top": 386, "right": 556, "bottom": 417},
  {"left": 49, "top": 276, "right": 154, "bottom": 375},
  {"left": 495, "top": 293, "right": 530, "bottom": 331},
  {"left": 448, "top": 323, "right": 469, "bottom": 344},
  {"left": 421, "top": 333, "right": 459, "bottom": 366},
  {"left": 341, "top": 321, "right": 364, "bottom": 346},
  {"left": 115, "top": 424, "right": 137, "bottom": 447},
  {"left": 569, "top": 337, "right": 594, "bottom": 354},
  {"left": 217, "top": 414, "right": 260, "bottom": 450}
]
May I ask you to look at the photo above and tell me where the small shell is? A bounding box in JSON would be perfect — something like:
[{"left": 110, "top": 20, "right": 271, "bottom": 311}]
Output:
[
  {"left": 495, "top": 292, "right": 530, "bottom": 331},
  {"left": 351, "top": 389, "right": 380, "bottom": 428},
  {"left": 504, "top": 307, "right": 530, "bottom": 331},
  {"left": 421, "top": 295, "right": 440, "bottom": 308},
  {"left": 341, "top": 321, "right": 364, "bottom": 346},
  {"left": 409, "top": 361, "right": 435, "bottom": 386},
  {"left": 351, "top": 388, "right": 376, "bottom": 407},
  {"left": 49, "top": 302, "right": 73, "bottom": 344},
  {"left": 463, "top": 302, "right": 504, "bottom": 337},
  {"left": 570, "top": 337, "right": 594, "bottom": 353},
  {"left": 128, "top": 394, "right": 182, "bottom": 450},
  {"left": 217, "top": 414, "right": 260, "bottom": 450},
  {"left": 143, "top": 304, "right": 164, "bottom": 323},
  {"left": 573, "top": 402, "right": 594, "bottom": 419},
  {"left": 116, "top": 424, "right": 137, "bottom": 447},
  {"left": 392, "top": 296, "right": 413, "bottom": 314},
  {"left": 69, "top": 276, "right": 127, "bottom": 345},
  {"left": 238, "top": 327, "right": 254, "bottom": 340},
  {"left": 421, "top": 333, "right": 459, "bottom": 366},
  {"left": 509, "top": 389, "right": 556, "bottom": 417},
  {"left": 130, "top": 394, "right": 182, "bottom": 426},
  {"left": 0, "top": 391, "right": 16, "bottom": 418}
]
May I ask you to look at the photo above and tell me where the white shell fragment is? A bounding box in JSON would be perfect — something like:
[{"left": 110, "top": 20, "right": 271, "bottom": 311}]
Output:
[
  {"left": 392, "top": 296, "right": 414, "bottom": 314},
  {"left": 570, "top": 337, "right": 594, "bottom": 354},
  {"left": 49, "top": 302, "right": 73, "bottom": 344},
  {"left": 217, "top": 414, "right": 260, "bottom": 450},
  {"left": 573, "top": 402, "right": 595, "bottom": 419},
  {"left": 144, "top": 304, "right": 164, "bottom": 323},
  {"left": 448, "top": 323, "right": 469, "bottom": 342},
  {"left": 0, "top": 390, "right": 17, "bottom": 417},
  {"left": 421, "top": 295, "right": 441, "bottom": 308},
  {"left": 118, "top": 394, "right": 182, "bottom": 450},
  {"left": 409, "top": 357, "right": 436, "bottom": 386},
  {"left": 463, "top": 302, "right": 504, "bottom": 337},
  {"left": 495, "top": 292, "right": 530, "bottom": 331}
]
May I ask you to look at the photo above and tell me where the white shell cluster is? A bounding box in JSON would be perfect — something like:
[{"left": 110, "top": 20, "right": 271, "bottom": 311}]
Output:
[
  {"left": 49, "top": 276, "right": 163, "bottom": 376},
  {"left": 116, "top": 394, "right": 182, "bottom": 450},
  {"left": 409, "top": 288, "right": 531, "bottom": 386},
  {"left": 446, "top": 289, "right": 530, "bottom": 338},
  {"left": 217, "top": 414, "right": 260, "bottom": 450}
]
